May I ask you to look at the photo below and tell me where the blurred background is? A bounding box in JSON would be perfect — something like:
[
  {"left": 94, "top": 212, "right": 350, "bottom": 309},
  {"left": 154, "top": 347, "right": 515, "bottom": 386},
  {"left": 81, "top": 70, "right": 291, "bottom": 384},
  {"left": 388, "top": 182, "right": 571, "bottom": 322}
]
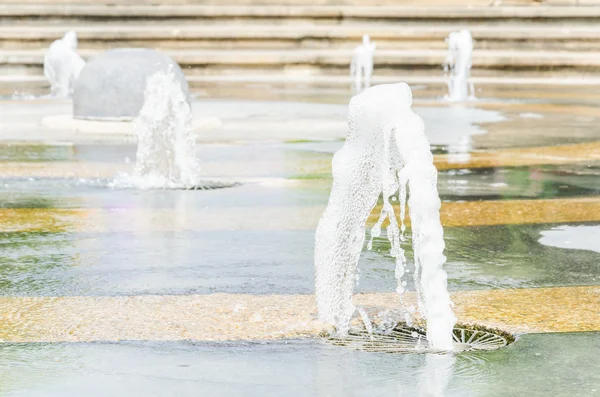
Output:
[{"left": 2, "top": 0, "right": 600, "bottom": 100}]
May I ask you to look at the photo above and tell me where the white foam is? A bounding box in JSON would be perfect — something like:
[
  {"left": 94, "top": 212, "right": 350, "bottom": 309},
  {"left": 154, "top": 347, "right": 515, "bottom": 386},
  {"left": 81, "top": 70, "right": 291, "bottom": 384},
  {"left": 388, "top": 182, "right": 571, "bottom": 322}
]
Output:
[
  {"left": 350, "top": 34, "right": 376, "bottom": 93},
  {"left": 112, "top": 69, "right": 201, "bottom": 189},
  {"left": 315, "top": 83, "right": 456, "bottom": 350},
  {"left": 43, "top": 31, "right": 86, "bottom": 98},
  {"left": 443, "top": 30, "right": 475, "bottom": 101}
]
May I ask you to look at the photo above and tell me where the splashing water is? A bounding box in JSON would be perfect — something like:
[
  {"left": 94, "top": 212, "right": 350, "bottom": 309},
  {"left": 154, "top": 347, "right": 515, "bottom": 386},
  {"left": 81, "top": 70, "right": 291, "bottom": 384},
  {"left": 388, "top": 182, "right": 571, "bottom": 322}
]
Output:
[
  {"left": 113, "top": 69, "right": 200, "bottom": 189},
  {"left": 43, "top": 31, "right": 86, "bottom": 98},
  {"left": 314, "top": 82, "right": 456, "bottom": 350},
  {"left": 443, "top": 30, "right": 475, "bottom": 101},
  {"left": 357, "top": 307, "right": 374, "bottom": 335},
  {"left": 350, "top": 34, "right": 376, "bottom": 93},
  {"left": 418, "top": 354, "right": 456, "bottom": 396}
]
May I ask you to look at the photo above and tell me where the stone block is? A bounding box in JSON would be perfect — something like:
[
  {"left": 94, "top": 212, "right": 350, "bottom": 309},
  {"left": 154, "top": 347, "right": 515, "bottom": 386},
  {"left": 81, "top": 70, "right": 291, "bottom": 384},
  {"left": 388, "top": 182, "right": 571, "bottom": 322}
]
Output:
[{"left": 73, "top": 48, "right": 190, "bottom": 120}]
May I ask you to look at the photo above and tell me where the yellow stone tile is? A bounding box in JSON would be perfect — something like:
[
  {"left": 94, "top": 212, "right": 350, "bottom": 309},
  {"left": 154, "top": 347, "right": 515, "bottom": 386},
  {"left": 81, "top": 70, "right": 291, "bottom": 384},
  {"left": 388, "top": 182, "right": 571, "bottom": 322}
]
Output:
[
  {"left": 0, "top": 207, "right": 321, "bottom": 233},
  {"left": 3, "top": 196, "right": 600, "bottom": 234},
  {"left": 0, "top": 162, "right": 131, "bottom": 179},
  {"left": 0, "top": 208, "right": 87, "bottom": 233},
  {"left": 374, "top": 196, "right": 600, "bottom": 227},
  {"left": 451, "top": 286, "right": 600, "bottom": 334},
  {"left": 478, "top": 101, "right": 600, "bottom": 118},
  {"left": 0, "top": 287, "right": 597, "bottom": 343},
  {"left": 2, "top": 139, "right": 600, "bottom": 178},
  {"left": 355, "top": 287, "right": 600, "bottom": 334},
  {"left": 435, "top": 141, "right": 600, "bottom": 170}
]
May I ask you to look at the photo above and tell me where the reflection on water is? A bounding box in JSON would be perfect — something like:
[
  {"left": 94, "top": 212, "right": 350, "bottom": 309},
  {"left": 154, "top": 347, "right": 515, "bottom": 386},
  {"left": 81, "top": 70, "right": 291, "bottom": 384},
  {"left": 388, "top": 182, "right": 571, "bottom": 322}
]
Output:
[
  {"left": 0, "top": 333, "right": 597, "bottom": 396},
  {"left": 438, "top": 164, "right": 600, "bottom": 201},
  {"left": 368, "top": 221, "right": 600, "bottom": 291},
  {"left": 0, "top": 341, "right": 459, "bottom": 397},
  {"left": 2, "top": 220, "right": 599, "bottom": 297},
  {"left": 418, "top": 354, "right": 456, "bottom": 397},
  {"left": 2, "top": 144, "right": 600, "bottom": 298},
  {"left": 0, "top": 229, "right": 317, "bottom": 296},
  {"left": 1, "top": 91, "right": 600, "bottom": 395},
  {"left": 445, "top": 223, "right": 600, "bottom": 289},
  {"left": 539, "top": 225, "right": 600, "bottom": 253},
  {"left": 1, "top": 205, "right": 599, "bottom": 296},
  {"left": 0, "top": 143, "right": 75, "bottom": 162},
  {"left": 416, "top": 106, "right": 505, "bottom": 149}
]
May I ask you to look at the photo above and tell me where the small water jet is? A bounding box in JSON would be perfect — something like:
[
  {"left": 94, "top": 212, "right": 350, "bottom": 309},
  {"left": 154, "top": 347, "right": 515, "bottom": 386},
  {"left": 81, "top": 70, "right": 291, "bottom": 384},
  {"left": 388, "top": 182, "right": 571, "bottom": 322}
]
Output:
[
  {"left": 350, "top": 34, "right": 376, "bottom": 93},
  {"left": 443, "top": 30, "right": 475, "bottom": 101},
  {"left": 315, "top": 82, "right": 456, "bottom": 350},
  {"left": 112, "top": 69, "right": 200, "bottom": 189},
  {"left": 43, "top": 31, "right": 86, "bottom": 98}
]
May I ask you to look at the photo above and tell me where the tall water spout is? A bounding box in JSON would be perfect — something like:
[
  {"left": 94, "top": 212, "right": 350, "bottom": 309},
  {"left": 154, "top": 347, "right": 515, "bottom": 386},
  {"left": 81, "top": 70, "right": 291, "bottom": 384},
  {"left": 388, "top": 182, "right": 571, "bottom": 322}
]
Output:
[
  {"left": 314, "top": 83, "right": 456, "bottom": 350},
  {"left": 43, "top": 31, "right": 86, "bottom": 98},
  {"left": 350, "top": 34, "right": 376, "bottom": 93},
  {"left": 129, "top": 69, "right": 201, "bottom": 189},
  {"left": 443, "top": 30, "right": 475, "bottom": 101}
]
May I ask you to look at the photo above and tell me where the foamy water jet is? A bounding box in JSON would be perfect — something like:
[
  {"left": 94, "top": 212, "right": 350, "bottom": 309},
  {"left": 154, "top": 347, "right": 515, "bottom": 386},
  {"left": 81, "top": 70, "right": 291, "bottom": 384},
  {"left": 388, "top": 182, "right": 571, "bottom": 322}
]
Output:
[
  {"left": 43, "top": 31, "right": 86, "bottom": 98},
  {"left": 314, "top": 82, "right": 456, "bottom": 350},
  {"left": 350, "top": 34, "right": 376, "bottom": 93},
  {"left": 443, "top": 30, "right": 475, "bottom": 101},
  {"left": 113, "top": 69, "right": 201, "bottom": 189}
]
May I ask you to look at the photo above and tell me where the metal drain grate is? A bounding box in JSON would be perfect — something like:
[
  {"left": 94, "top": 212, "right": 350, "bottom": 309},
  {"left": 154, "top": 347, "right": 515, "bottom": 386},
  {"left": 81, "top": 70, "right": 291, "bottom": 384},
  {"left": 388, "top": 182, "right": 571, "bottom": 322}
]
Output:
[
  {"left": 182, "top": 181, "right": 240, "bottom": 190},
  {"left": 329, "top": 324, "right": 511, "bottom": 353}
]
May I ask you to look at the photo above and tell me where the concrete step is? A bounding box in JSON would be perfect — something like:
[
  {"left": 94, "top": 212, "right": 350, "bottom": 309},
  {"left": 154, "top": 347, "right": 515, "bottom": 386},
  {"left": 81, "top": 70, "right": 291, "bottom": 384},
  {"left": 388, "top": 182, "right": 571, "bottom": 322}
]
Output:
[
  {"left": 3, "top": 5, "right": 600, "bottom": 24},
  {"left": 4, "top": 72, "right": 600, "bottom": 98},
  {"left": 3, "top": 3, "right": 599, "bottom": 87},
  {"left": 4, "top": 48, "right": 600, "bottom": 76},
  {"left": 0, "top": 0, "right": 587, "bottom": 5},
  {"left": 2, "top": 25, "right": 600, "bottom": 51}
]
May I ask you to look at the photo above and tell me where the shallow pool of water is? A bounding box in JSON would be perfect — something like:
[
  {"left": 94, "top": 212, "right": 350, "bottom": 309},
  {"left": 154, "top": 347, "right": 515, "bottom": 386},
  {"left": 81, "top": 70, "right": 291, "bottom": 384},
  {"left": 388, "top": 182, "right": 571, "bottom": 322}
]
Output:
[
  {"left": 1, "top": 87, "right": 599, "bottom": 395},
  {"left": 0, "top": 333, "right": 598, "bottom": 397}
]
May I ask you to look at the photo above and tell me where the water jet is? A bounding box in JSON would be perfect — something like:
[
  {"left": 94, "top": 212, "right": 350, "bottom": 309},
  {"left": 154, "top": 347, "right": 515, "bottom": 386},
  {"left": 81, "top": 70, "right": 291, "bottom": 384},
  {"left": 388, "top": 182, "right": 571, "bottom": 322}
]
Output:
[
  {"left": 315, "top": 82, "right": 456, "bottom": 350},
  {"left": 43, "top": 31, "right": 85, "bottom": 98},
  {"left": 443, "top": 30, "right": 475, "bottom": 101},
  {"left": 350, "top": 35, "right": 376, "bottom": 93}
]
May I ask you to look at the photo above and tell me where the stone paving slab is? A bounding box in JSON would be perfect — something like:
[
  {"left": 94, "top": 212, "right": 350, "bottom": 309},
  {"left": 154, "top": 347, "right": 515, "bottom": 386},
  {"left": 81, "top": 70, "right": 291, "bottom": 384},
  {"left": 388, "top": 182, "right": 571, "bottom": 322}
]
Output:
[
  {"left": 436, "top": 197, "right": 600, "bottom": 227},
  {"left": 436, "top": 140, "right": 600, "bottom": 170},
  {"left": 3, "top": 196, "right": 600, "bottom": 233},
  {"left": 0, "top": 286, "right": 597, "bottom": 343},
  {"left": 2, "top": 140, "right": 599, "bottom": 177},
  {"left": 2, "top": 5, "right": 599, "bottom": 19},
  {"left": 0, "top": 161, "right": 133, "bottom": 179}
]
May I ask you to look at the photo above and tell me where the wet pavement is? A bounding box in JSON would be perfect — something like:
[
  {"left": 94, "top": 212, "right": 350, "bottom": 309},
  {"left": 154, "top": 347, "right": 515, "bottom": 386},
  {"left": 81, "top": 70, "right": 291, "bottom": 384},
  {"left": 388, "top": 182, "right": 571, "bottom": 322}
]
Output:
[
  {"left": 1, "top": 84, "right": 600, "bottom": 395},
  {"left": 0, "top": 333, "right": 598, "bottom": 397}
]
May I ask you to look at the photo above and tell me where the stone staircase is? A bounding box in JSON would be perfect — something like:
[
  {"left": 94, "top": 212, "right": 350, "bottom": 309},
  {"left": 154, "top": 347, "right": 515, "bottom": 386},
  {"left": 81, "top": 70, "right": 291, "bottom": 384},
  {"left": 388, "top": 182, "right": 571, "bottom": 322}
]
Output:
[{"left": 2, "top": 1, "right": 600, "bottom": 94}]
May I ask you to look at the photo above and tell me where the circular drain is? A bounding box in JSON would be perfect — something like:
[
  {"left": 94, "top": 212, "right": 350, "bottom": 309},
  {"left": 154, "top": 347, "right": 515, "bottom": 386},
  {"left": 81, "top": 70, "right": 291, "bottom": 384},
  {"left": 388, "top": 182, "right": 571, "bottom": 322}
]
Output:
[
  {"left": 329, "top": 324, "right": 512, "bottom": 354},
  {"left": 181, "top": 180, "right": 240, "bottom": 190}
]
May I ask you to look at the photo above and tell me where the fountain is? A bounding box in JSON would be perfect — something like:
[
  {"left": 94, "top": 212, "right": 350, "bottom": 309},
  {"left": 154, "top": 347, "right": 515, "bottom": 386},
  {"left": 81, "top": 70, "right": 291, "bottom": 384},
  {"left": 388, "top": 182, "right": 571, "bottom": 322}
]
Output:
[
  {"left": 350, "top": 34, "right": 376, "bottom": 93},
  {"left": 443, "top": 30, "right": 475, "bottom": 101},
  {"left": 43, "top": 31, "right": 86, "bottom": 98},
  {"left": 314, "top": 82, "right": 456, "bottom": 350},
  {"left": 114, "top": 69, "right": 201, "bottom": 189}
]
